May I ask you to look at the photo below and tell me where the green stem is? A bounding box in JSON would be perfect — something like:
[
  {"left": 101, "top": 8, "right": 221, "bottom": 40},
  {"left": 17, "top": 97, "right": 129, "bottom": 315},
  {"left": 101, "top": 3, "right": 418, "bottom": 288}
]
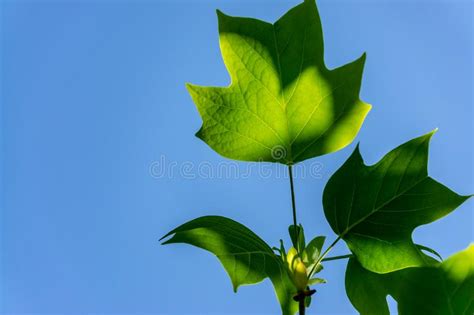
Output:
[
  {"left": 321, "top": 254, "right": 352, "bottom": 262},
  {"left": 309, "top": 235, "right": 342, "bottom": 277},
  {"left": 289, "top": 165, "right": 304, "bottom": 313},
  {"left": 288, "top": 165, "right": 299, "bottom": 250}
]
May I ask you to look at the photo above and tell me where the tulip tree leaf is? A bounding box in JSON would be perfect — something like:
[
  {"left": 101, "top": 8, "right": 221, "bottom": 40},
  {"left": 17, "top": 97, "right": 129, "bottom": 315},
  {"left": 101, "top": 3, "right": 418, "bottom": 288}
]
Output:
[
  {"left": 345, "top": 245, "right": 474, "bottom": 315},
  {"left": 289, "top": 224, "right": 305, "bottom": 253},
  {"left": 345, "top": 253, "right": 438, "bottom": 315},
  {"left": 304, "top": 236, "right": 326, "bottom": 265},
  {"left": 187, "top": 0, "right": 371, "bottom": 164},
  {"left": 161, "top": 216, "right": 298, "bottom": 315},
  {"left": 323, "top": 131, "right": 471, "bottom": 273}
]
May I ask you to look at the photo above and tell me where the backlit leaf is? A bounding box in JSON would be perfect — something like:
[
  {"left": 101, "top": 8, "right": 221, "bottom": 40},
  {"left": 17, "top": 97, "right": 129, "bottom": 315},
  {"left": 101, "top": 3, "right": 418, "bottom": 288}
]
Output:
[
  {"left": 345, "top": 245, "right": 474, "bottom": 315},
  {"left": 304, "top": 236, "right": 325, "bottom": 264},
  {"left": 187, "top": 0, "right": 371, "bottom": 164},
  {"left": 289, "top": 224, "right": 305, "bottom": 253},
  {"left": 323, "top": 131, "right": 471, "bottom": 273},
  {"left": 161, "top": 216, "right": 298, "bottom": 315}
]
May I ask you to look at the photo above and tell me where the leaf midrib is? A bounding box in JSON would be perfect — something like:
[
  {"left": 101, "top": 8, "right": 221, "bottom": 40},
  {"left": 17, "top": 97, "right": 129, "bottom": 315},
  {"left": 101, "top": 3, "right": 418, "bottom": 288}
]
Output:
[
  {"left": 337, "top": 140, "right": 428, "bottom": 240},
  {"left": 339, "top": 175, "right": 428, "bottom": 240}
]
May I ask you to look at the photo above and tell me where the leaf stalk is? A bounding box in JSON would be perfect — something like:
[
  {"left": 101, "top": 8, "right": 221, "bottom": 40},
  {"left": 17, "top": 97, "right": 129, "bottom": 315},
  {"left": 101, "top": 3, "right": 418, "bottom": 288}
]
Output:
[
  {"left": 288, "top": 165, "right": 299, "bottom": 251},
  {"left": 321, "top": 254, "right": 353, "bottom": 262},
  {"left": 309, "top": 235, "right": 342, "bottom": 277}
]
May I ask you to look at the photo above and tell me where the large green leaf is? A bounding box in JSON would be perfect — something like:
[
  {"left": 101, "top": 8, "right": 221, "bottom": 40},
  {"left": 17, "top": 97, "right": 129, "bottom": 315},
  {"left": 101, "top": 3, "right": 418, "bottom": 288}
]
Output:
[
  {"left": 323, "top": 131, "right": 471, "bottom": 273},
  {"left": 161, "top": 216, "right": 298, "bottom": 315},
  {"left": 345, "top": 245, "right": 474, "bottom": 315},
  {"left": 187, "top": 0, "right": 371, "bottom": 164}
]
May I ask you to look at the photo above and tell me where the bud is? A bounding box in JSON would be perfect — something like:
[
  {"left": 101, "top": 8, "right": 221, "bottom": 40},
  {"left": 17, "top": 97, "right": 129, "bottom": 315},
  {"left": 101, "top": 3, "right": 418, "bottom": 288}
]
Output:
[
  {"left": 293, "top": 260, "right": 309, "bottom": 291},
  {"left": 286, "top": 247, "right": 298, "bottom": 269},
  {"left": 285, "top": 247, "right": 309, "bottom": 291}
]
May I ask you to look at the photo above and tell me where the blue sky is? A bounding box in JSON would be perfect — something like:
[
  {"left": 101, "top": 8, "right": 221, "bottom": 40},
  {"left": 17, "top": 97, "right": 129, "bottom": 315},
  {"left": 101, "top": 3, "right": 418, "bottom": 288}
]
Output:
[{"left": 1, "top": 0, "right": 472, "bottom": 314}]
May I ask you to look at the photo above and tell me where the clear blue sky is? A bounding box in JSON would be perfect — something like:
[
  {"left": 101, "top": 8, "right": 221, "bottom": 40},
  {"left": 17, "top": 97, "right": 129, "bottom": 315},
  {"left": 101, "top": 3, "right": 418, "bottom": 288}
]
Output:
[{"left": 1, "top": 0, "right": 472, "bottom": 314}]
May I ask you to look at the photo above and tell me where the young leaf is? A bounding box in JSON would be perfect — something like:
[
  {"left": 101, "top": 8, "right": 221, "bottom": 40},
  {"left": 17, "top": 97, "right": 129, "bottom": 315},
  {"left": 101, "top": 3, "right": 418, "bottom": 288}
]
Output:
[
  {"left": 187, "top": 0, "right": 371, "bottom": 164},
  {"left": 279, "top": 239, "right": 287, "bottom": 262},
  {"left": 345, "top": 245, "right": 474, "bottom": 315},
  {"left": 304, "top": 236, "right": 325, "bottom": 264},
  {"left": 161, "top": 216, "right": 298, "bottom": 315},
  {"left": 288, "top": 224, "right": 305, "bottom": 253},
  {"left": 323, "top": 131, "right": 471, "bottom": 273},
  {"left": 308, "top": 277, "right": 326, "bottom": 286}
]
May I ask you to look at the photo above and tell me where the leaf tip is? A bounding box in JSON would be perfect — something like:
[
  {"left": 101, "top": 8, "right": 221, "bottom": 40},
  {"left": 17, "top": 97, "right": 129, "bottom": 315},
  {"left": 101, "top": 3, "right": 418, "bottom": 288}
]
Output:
[
  {"left": 216, "top": 9, "right": 230, "bottom": 23},
  {"left": 463, "top": 194, "right": 474, "bottom": 201},
  {"left": 351, "top": 143, "right": 363, "bottom": 160},
  {"left": 185, "top": 82, "right": 196, "bottom": 93},
  {"left": 429, "top": 127, "right": 439, "bottom": 136},
  {"left": 232, "top": 282, "right": 240, "bottom": 293},
  {"left": 409, "top": 129, "right": 438, "bottom": 148},
  {"left": 365, "top": 102, "right": 373, "bottom": 111},
  {"left": 195, "top": 127, "right": 205, "bottom": 140},
  {"left": 420, "top": 128, "right": 438, "bottom": 144},
  {"left": 159, "top": 236, "right": 171, "bottom": 245},
  {"left": 159, "top": 230, "right": 176, "bottom": 244}
]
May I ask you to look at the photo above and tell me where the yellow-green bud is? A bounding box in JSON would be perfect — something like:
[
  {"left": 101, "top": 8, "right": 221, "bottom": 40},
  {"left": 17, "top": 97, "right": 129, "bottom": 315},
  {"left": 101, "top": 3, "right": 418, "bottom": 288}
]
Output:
[
  {"left": 286, "top": 247, "right": 309, "bottom": 291},
  {"left": 286, "top": 247, "right": 298, "bottom": 270},
  {"left": 293, "top": 260, "right": 308, "bottom": 291}
]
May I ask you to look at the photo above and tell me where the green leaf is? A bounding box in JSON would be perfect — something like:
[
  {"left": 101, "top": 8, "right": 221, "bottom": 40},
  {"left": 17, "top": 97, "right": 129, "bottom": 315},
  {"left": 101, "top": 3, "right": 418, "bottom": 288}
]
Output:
[
  {"left": 308, "top": 277, "right": 326, "bottom": 286},
  {"left": 304, "top": 236, "right": 325, "bottom": 264},
  {"left": 345, "top": 245, "right": 474, "bottom": 315},
  {"left": 309, "top": 262, "right": 324, "bottom": 276},
  {"left": 187, "top": 0, "right": 371, "bottom": 164},
  {"left": 289, "top": 224, "right": 305, "bottom": 253},
  {"left": 161, "top": 216, "right": 298, "bottom": 315},
  {"left": 323, "top": 131, "right": 471, "bottom": 273},
  {"left": 279, "top": 239, "right": 287, "bottom": 262}
]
